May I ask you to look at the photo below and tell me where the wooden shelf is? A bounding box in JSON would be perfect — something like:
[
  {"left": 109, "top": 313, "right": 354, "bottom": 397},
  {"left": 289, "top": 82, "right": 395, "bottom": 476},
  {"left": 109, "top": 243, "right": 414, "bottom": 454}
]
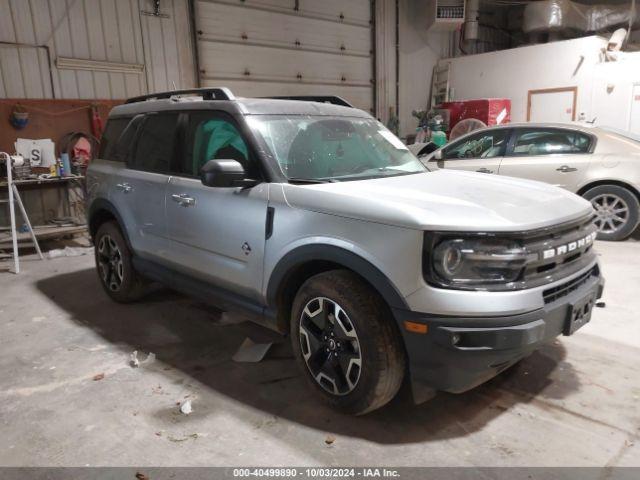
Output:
[
  {"left": 0, "top": 175, "right": 85, "bottom": 188},
  {"left": 0, "top": 224, "right": 87, "bottom": 247}
]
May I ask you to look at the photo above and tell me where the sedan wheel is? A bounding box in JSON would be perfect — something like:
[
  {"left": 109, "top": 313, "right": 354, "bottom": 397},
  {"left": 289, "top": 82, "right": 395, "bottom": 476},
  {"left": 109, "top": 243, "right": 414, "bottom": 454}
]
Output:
[
  {"left": 591, "top": 193, "right": 629, "bottom": 235},
  {"left": 583, "top": 185, "right": 640, "bottom": 241}
]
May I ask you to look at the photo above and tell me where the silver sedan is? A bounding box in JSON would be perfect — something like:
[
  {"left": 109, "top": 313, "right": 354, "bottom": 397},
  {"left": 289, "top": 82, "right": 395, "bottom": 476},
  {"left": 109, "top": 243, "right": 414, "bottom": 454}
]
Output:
[{"left": 417, "top": 123, "right": 640, "bottom": 241}]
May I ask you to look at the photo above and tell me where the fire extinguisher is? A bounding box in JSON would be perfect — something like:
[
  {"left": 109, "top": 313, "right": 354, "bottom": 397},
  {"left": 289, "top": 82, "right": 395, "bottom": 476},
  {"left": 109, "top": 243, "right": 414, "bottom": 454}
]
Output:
[{"left": 90, "top": 104, "right": 104, "bottom": 140}]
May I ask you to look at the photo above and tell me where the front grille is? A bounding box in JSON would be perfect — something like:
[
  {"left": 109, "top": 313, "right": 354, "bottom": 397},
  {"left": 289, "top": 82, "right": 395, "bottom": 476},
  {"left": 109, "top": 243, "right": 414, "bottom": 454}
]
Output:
[
  {"left": 542, "top": 265, "right": 599, "bottom": 304},
  {"left": 517, "top": 215, "right": 598, "bottom": 289}
]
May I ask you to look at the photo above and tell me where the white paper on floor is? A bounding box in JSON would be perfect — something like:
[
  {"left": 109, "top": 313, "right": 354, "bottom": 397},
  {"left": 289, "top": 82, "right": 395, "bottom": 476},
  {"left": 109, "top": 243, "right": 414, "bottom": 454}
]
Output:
[
  {"left": 48, "top": 246, "right": 94, "bottom": 259},
  {"left": 232, "top": 338, "right": 273, "bottom": 363}
]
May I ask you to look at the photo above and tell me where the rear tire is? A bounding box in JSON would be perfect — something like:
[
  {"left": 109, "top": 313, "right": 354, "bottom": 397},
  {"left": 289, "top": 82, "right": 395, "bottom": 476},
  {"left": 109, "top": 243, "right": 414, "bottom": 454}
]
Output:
[
  {"left": 583, "top": 185, "right": 639, "bottom": 241},
  {"left": 290, "top": 270, "right": 405, "bottom": 415},
  {"left": 94, "top": 221, "right": 146, "bottom": 303}
]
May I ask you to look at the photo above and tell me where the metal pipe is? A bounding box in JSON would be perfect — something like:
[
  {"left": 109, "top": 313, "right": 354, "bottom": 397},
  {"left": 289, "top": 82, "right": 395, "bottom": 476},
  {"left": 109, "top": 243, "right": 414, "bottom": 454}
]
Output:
[
  {"left": 395, "top": 0, "right": 399, "bottom": 129},
  {"left": 188, "top": 0, "right": 202, "bottom": 88},
  {"left": 372, "top": 0, "right": 377, "bottom": 117},
  {"left": 625, "top": 0, "right": 636, "bottom": 44},
  {"left": 1, "top": 152, "right": 19, "bottom": 274},
  {"left": 465, "top": 0, "right": 480, "bottom": 42}
]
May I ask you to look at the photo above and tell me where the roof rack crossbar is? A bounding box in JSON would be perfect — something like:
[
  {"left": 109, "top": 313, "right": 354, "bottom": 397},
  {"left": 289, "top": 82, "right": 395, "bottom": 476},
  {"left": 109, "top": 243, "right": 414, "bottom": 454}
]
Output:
[
  {"left": 125, "top": 87, "right": 235, "bottom": 104},
  {"left": 264, "top": 96, "right": 354, "bottom": 108}
]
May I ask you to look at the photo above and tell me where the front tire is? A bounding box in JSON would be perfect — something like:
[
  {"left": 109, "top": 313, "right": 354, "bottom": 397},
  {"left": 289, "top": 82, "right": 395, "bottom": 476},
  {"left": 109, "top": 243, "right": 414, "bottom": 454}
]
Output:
[
  {"left": 94, "top": 221, "right": 146, "bottom": 303},
  {"left": 290, "top": 270, "right": 405, "bottom": 415},
  {"left": 583, "top": 185, "right": 640, "bottom": 241}
]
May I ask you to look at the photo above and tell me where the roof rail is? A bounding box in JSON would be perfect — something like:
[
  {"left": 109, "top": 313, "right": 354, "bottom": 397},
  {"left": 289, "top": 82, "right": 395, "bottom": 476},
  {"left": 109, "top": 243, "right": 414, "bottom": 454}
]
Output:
[
  {"left": 125, "top": 87, "right": 235, "bottom": 104},
  {"left": 265, "top": 96, "right": 354, "bottom": 108}
]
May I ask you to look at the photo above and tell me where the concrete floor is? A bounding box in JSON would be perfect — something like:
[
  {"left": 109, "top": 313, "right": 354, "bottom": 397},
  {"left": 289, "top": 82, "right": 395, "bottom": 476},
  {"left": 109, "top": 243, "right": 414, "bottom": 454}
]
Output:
[{"left": 0, "top": 239, "right": 639, "bottom": 467}]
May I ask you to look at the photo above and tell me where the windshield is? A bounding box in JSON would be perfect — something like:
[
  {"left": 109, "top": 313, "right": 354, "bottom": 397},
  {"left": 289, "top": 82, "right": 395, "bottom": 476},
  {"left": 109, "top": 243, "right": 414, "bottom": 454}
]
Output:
[{"left": 247, "top": 115, "right": 427, "bottom": 182}]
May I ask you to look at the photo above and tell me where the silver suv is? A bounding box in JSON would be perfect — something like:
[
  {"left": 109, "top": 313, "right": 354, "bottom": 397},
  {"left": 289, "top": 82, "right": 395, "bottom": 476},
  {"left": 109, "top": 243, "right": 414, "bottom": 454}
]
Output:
[{"left": 87, "top": 88, "right": 605, "bottom": 414}]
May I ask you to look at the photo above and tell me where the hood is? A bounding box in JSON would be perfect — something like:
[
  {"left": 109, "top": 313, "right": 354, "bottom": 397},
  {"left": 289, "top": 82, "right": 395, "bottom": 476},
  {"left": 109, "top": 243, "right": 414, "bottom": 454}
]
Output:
[{"left": 280, "top": 170, "right": 593, "bottom": 231}]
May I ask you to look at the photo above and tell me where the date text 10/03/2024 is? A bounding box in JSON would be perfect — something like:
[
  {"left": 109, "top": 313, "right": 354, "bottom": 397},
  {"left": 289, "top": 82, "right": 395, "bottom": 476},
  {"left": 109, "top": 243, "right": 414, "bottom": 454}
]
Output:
[{"left": 232, "top": 468, "right": 400, "bottom": 478}]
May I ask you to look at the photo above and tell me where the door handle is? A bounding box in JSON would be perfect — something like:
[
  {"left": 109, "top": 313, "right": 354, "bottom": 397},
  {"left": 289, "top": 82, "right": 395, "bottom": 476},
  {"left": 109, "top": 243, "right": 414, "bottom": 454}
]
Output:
[
  {"left": 556, "top": 165, "right": 578, "bottom": 173},
  {"left": 171, "top": 193, "right": 196, "bottom": 207},
  {"left": 476, "top": 168, "right": 494, "bottom": 174},
  {"left": 116, "top": 182, "right": 132, "bottom": 193}
]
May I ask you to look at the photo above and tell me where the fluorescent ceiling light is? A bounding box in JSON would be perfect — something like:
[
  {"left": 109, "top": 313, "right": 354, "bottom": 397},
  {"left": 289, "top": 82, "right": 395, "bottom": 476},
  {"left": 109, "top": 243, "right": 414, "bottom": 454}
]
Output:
[{"left": 56, "top": 57, "right": 144, "bottom": 74}]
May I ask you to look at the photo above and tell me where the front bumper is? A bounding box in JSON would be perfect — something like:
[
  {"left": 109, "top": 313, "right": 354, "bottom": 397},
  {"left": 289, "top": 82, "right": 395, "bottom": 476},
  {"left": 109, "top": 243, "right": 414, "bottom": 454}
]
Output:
[{"left": 394, "top": 264, "right": 605, "bottom": 401}]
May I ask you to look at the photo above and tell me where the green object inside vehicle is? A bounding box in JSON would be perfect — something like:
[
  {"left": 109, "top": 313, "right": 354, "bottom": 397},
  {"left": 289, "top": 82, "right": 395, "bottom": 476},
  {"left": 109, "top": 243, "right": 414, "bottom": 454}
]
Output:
[{"left": 193, "top": 120, "right": 248, "bottom": 173}]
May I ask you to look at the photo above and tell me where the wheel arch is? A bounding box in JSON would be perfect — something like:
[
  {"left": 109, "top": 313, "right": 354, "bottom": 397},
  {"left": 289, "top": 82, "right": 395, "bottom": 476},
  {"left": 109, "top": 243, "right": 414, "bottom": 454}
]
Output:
[
  {"left": 87, "top": 199, "right": 133, "bottom": 250},
  {"left": 266, "top": 244, "right": 409, "bottom": 334},
  {"left": 577, "top": 179, "right": 640, "bottom": 203}
]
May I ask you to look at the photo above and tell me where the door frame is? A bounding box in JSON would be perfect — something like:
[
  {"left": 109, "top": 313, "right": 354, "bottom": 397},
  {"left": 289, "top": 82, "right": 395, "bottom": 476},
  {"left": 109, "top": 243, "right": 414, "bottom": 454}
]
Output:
[
  {"left": 527, "top": 86, "right": 578, "bottom": 122},
  {"left": 626, "top": 82, "right": 640, "bottom": 132},
  {"left": 439, "top": 127, "right": 512, "bottom": 161},
  {"left": 504, "top": 126, "right": 597, "bottom": 157}
]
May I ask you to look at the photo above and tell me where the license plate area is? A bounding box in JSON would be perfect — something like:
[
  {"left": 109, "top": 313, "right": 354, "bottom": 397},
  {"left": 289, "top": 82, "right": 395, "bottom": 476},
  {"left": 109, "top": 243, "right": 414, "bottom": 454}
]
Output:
[{"left": 564, "top": 291, "right": 597, "bottom": 336}]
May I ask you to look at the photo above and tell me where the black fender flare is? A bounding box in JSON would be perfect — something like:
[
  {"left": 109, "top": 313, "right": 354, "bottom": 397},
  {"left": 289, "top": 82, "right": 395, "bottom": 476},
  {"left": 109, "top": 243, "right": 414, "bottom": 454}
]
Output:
[
  {"left": 266, "top": 244, "right": 409, "bottom": 313},
  {"left": 87, "top": 198, "right": 133, "bottom": 250}
]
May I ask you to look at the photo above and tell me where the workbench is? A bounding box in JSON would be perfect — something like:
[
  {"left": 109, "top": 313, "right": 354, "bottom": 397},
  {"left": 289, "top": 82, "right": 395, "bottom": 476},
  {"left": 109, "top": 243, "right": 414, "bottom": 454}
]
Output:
[{"left": 0, "top": 175, "right": 87, "bottom": 248}]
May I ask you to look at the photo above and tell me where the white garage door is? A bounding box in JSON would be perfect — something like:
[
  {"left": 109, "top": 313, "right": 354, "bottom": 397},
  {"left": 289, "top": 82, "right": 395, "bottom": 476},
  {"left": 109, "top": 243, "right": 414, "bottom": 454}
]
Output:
[{"left": 194, "top": 0, "right": 374, "bottom": 112}]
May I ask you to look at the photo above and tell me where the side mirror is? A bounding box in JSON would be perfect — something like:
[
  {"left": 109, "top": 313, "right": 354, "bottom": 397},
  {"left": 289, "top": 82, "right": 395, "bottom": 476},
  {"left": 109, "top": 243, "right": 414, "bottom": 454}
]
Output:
[
  {"left": 433, "top": 150, "right": 443, "bottom": 160},
  {"left": 200, "top": 159, "right": 258, "bottom": 188}
]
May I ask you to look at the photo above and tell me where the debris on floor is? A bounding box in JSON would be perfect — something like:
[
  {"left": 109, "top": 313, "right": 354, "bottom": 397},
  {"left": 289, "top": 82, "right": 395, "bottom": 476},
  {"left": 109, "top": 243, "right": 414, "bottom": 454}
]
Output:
[
  {"left": 168, "top": 433, "right": 199, "bottom": 442},
  {"left": 130, "top": 350, "right": 156, "bottom": 368},
  {"left": 47, "top": 246, "right": 94, "bottom": 259},
  {"left": 130, "top": 351, "right": 139, "bottom": 368},
  {"left": 152, "top": 385, "right": 166, "bottom": 395},
  {"left": 232, "top": 338, "right": 273, "bottom": 363},
  {"left": 216, "top": 312, "right": 247, "bottom": 326},
  {"left": 259, "top": 374, "right": 299, "bottom": 385},
  {"left": 179, "top": 399, "right": 193, "bottom": 415},
  {"left": 596, "top": 301, "right": 606, "bottom": 308},
  {"left": 92, "top": 373, "right": 105, "bottom": 381},
  {"left": 325, "top": 435, "right": 335, "bottom": 445}
]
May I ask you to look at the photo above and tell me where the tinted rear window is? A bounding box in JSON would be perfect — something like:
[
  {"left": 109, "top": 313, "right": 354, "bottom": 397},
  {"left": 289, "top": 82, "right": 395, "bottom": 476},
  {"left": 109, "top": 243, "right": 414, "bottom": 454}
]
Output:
[
  {"left": 130, "top": 114, "right": 178, "bottom": 173},
  {"left": 112, "top": 116, "right": 143, "bottom": 163},
  {"left": 99, "top": 118, "right": 130, "bottom": 160},
  {"left": 511, "top": 129, "right": 592, "bottom": 155}
]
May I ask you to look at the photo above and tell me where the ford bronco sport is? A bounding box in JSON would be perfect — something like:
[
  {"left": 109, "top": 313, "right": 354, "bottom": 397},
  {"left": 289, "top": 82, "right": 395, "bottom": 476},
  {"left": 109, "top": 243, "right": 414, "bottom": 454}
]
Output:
[{"left": 87, "top": 88, "right": 605, "bottom": 415}]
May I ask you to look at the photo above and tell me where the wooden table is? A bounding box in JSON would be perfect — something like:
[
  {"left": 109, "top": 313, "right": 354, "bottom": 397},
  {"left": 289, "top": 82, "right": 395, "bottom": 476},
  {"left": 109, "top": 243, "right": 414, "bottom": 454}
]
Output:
[{"left": 0, "top": 175, "right": 87, "bottom": 247}]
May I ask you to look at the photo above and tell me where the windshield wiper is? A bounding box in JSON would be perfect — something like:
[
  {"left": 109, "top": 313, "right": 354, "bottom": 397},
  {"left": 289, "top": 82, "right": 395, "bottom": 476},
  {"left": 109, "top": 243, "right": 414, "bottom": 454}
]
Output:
[
  {"left": 328, "top": 170, "right": 423, "bottom": 181},
  {"left": 287, "top": 177, "right": 333, "bottom": 184}
]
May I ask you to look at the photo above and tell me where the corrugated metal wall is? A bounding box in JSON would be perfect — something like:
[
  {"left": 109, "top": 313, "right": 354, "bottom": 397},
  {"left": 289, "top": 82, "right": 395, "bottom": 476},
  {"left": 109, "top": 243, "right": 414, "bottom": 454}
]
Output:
[{"left": 0, "top": 0, "right": 196, "bottom": 99}]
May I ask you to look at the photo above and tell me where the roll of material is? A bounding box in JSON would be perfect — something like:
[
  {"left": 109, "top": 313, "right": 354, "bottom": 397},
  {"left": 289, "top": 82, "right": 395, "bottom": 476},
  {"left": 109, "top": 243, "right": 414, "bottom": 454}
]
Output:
[{"left": 61, "top": 153, "right": 71, "bottom": 176}]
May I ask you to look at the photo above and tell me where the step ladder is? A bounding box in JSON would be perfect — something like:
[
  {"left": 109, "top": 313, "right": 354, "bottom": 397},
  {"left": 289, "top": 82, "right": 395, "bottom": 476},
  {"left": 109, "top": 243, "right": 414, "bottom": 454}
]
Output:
[
  {"left": 1, "top": 153, "right": 44, "bottom": 273},
  {"left": 430, "top": 62, "right": 451, "bottom": 107}
]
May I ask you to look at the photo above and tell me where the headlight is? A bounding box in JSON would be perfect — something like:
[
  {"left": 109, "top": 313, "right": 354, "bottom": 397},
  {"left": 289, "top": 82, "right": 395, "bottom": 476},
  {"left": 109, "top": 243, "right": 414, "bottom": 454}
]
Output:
[{"left": 427, "top": 236, "right": 530, "bottom": 290}]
